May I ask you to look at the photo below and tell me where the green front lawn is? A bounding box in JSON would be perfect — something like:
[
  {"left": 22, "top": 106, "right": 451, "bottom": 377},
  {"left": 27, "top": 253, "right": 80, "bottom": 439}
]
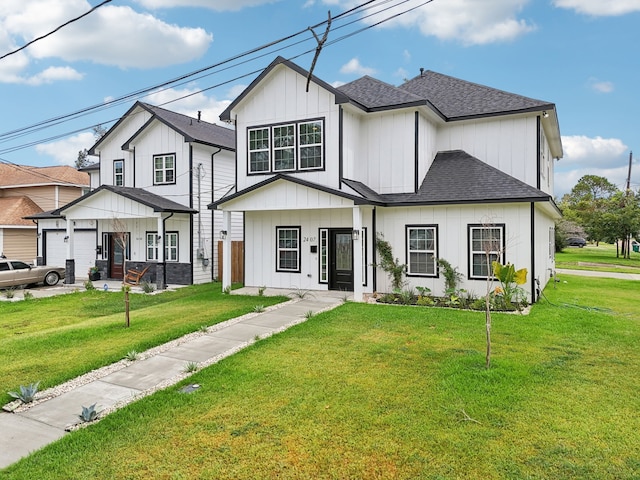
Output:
[
  {"left": 3, "top": 276, "right": 639, "bottom": 479},
  {"left": 0, "top": 283, "right": 287, "bottom": 406},
  {"left": 556, "top": 242, "right": 640, "bottom": 273}
]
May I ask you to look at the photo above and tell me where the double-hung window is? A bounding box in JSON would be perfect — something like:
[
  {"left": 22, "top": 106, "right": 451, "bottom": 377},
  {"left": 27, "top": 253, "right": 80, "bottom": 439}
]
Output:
[
  {"left": 406, "top": 226, "right": 438, "bottom": 276},
  {"left": 114, "top": 160, "right": 124, "bottom": 186},
  {"left": 276, "top": 227, "right": 300, "bottom": 273},
  {"left": 248, "top": 128, "right": 270, "bottom": 173},
  {"left": 154, "top": 154, "right": 175, "bottom": 184},
  {"left": 146, "top": 232, "right": 178, "bottom": 262},
  {"left": 248, "top": 119, "right": 323, "bottom": 174},
  {"left": 468, "top": 224, "right": 505, "bottom": 279},
  {"left": 273, "top": 124, "right": 295, "bottom": 171},
  {"left": 299, "top": 121, "right": 323, "bottom": 169}
]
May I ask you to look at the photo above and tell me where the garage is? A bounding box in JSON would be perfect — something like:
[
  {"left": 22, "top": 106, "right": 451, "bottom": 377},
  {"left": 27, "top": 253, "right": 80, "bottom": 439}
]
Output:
[{"left": 44, "top": 229, "right": 97, "bottom": 279}]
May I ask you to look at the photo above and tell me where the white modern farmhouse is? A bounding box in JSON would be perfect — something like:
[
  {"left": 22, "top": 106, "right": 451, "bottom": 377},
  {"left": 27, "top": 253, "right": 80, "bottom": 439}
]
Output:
[
  {"left": 211, "top": 56, "right": 562, "bottom": 302},
  {"left": 31, "top": 102, "right": 241, "bottom": 287}
]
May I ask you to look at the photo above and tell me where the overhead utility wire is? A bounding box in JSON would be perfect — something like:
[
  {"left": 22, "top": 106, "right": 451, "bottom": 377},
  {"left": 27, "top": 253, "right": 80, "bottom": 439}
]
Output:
[
  {"left": 0, "top": 0, "right": 112, "bottom": 62},
  {"left": 0, "top": 0, "right": 434, "bottom": 155},
  {"left": 0, "top": 0, "right": 379, "bottom": 142}
]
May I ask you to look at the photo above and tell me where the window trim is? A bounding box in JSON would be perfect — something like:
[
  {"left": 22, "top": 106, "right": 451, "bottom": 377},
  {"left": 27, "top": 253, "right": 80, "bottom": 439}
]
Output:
[
  {"left": 275, "top": 226, "right": 301, "bottom": 273},
  {"left": 247, "top": 118, "right": 325, "bottom": 175},
  {"left": 405, "top": 225, "right": 439, "bottom": 278},
  {"left": 146, "top": 231, "right": 179, "bottom": 262},
  {"left": 467, "top": 224, "right": 506, "bottom": 280},
  {"left": 153, "top": 153, "right": 176, "bottom": 185},
  {"left": 113, "top": 159, "right": 124, "bottom": 186}
]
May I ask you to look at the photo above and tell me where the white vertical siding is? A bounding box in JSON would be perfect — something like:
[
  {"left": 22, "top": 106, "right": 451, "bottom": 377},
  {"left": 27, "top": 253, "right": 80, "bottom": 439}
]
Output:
[
  {"left": 375, "top": 204, "right": 534, "bottom": 300},
  {"left": 436, "top": 115, "right": 539, "bottom": 188},
  {"left": 243, "top": 208, "right": 373, "bottom": 292},
  {"left": 233, "top": 66, "right": 341, "bottom": 192}
]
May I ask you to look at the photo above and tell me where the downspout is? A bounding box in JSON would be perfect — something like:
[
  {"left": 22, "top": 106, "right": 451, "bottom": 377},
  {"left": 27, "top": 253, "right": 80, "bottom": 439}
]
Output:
[
  {"left": 132, "top": 147, "right": 136, "bottom": 187},
  {"left": 530, "top": 203, "right": 536, "bottom": 303},
  {"left": 338, "top": 106, "right": 344, "bottom": 188},
  {"left": 414, "top": 111, "right": 419, "bottom": 193},
  {"left": 211, "top": 148, "right": 222, "bottom": 280},
  {"left": 536, "top": 116, "right": 541, "bottom": 190}
]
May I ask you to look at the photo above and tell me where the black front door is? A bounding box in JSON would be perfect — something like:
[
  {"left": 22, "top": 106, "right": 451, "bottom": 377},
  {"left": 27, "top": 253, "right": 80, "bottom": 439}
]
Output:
[{"left": 329, "top": 229, "right": 353, "bottom": 291}]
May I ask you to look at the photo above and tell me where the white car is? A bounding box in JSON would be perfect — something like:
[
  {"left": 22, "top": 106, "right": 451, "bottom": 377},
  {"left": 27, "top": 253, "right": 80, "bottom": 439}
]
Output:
[{"left": 0, "top": 260, "right": 65, "bottom": 288}]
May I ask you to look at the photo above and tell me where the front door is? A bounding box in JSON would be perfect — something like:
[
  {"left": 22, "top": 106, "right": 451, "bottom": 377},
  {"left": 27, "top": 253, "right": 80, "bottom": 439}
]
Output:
[
  {"left": 109, "top": 234, "right": 125, "bottom": 280},
  {"left": 329, "top": 229, "right": 353, "bottom": 291}
]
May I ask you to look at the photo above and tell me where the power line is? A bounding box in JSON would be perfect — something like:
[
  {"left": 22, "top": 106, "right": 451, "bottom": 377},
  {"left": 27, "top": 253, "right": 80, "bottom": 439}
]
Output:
[
  {"left": 0, "top": 0, "right": 435, "bottom": 157},
  {"left": 0, "top": 0, "right": 112, "bottom": 62}
]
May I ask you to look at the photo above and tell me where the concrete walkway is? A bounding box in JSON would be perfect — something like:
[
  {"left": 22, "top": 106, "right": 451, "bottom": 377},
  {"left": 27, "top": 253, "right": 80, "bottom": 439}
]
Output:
[
  {"left": 555, "top": 268, "right": 640, "bottom": 281},
  {"left": 0, "top": 289, "right": 347, "bottom": 469}
]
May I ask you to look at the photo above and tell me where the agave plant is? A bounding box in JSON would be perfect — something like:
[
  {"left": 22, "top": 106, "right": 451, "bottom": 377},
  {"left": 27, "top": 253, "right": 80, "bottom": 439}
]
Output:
[
  {"left": 79, "top": 403, "right": 100, "bottom": 423},
  {"left": 8, "top": 382, "right": 40, "bottom": 404}
]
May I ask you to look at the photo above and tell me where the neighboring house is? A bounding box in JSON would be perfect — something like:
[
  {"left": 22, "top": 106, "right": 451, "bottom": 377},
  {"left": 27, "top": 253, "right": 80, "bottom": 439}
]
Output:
[
  {"left": 211, "top": 57, "right": 562, "bottom": 302},
  {"left": 0, "top": 164, "right": 89, "bottom": 262},
  {"left": 29, "top": 102, "right": 240, "bottom": 287}
]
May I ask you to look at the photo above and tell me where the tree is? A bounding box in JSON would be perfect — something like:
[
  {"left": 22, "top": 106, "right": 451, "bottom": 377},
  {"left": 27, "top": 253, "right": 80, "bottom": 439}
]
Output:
[
  {"left": 75, "top": 124, "right": 107, "bottom": 169},
  {"left": 560, "top": 175, "right": 620, "bottom": 245},
  {"left": 112, "top": 217, "right": 131, "bottom": 327}
]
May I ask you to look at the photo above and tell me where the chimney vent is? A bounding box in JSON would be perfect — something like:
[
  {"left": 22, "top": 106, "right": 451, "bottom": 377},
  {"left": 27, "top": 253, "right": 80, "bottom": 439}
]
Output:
[
  {"left": 420, "top": 68, "right": 424, "bottom": 77},
  {"left": 197, "top": 111, "right": 201, "bottom": 122}
]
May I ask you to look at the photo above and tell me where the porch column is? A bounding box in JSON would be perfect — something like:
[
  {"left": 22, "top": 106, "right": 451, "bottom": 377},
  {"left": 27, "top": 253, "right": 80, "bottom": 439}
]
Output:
[
  {"left": 156, "top": 216, "right": 166, "bottom": 290},
  {"left": 352, "top": 206, "right": 363, "bottom": 302},
  {"left": 221, "top": 210, "right": 232, "bottom": 292},
  {"left": 64, "top": 219, "right": 75, "bottom": 284}
]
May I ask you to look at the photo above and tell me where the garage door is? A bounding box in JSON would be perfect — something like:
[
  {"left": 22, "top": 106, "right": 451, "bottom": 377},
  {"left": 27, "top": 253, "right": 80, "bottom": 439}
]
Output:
[{"left": 44, "top": 230, "right": 97, "bottom": 279}]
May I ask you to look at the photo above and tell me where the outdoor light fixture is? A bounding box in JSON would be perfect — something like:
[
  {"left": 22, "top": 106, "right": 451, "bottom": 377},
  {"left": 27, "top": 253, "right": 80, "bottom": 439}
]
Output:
[
  {"left": 63, "top": 236, "right": 69, "bottom": 243},
  {"left": 219, "top": 230, "right": 228, "bottom": 240},
  {"left": 542, "top": 111, "right": 549, "bottom": 118},
  {"left": 352, "top": 229, "right": 360, "bottom": 241},
  {"left": 156, "top": 234, "right": 162, "bottom": 242}
]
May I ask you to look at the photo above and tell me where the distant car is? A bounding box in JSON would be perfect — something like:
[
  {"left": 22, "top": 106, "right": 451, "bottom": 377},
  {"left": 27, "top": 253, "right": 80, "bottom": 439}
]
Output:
[
  {"left": 566, "top": 237, "right": 587, "bottom": 248},
  {"left": 0, "top": 260, "right": 65, "bottom": 288}
]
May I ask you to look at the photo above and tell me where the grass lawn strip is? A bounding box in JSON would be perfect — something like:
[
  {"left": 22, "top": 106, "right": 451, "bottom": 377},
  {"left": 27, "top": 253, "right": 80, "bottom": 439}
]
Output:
[{"left": 3, "top": 276, "right": 639, "bottom": 479}]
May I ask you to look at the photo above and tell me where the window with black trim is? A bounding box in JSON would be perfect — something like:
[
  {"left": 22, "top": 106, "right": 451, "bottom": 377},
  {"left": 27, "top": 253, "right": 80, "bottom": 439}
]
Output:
[
  {"left": 276, "top": 227, "right": 300, "bottom": 272},
  {"left": 248, "top": 119, "right": 324, "bottom": 174},
  {"left": 406, "top": 225, "right": 438, "bottom": 276},
  {"left": 468, "top": 224, "right": 505, "bottom": 279},
  {"left": 154, "top": 154, "right": 175, "bottom": 185},
  {"left": 114, "top": 159, "right": 124, "bottom": 186},
  {"left": 146, "top": 231, "right": 178, "bottom": 262}
]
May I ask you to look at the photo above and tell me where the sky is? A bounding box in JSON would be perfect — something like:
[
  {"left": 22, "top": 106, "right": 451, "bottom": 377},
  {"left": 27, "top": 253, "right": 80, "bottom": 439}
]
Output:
[{"left": 1, "top": 0, "right": 639, "bottom": 199}]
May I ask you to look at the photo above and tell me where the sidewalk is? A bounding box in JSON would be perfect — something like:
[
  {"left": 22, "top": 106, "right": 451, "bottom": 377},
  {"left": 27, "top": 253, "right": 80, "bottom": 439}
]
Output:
[
  {"left": 555, "top": 268, "right": 640, "bottom": 281},
  {"left": 0, "top": 289, "right": 347, "bottom": 469}
]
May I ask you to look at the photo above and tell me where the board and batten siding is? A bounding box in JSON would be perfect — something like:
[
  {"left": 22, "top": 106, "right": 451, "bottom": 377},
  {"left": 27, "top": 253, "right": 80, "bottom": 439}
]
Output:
[
  {"left": 375, "top": 204, "right": 534, "bottom": 300},
  {"left": 436, "top": 115, "right": 539, "bottom": 188},
  {"left": 233, "top": 65, "right": 341, "bottom": 192},
  {"left": 243, "top": 208, "right": 373, "bottom": 291},
  {"left": 98, "top": 108, "right": 153, "bottom": 186}
]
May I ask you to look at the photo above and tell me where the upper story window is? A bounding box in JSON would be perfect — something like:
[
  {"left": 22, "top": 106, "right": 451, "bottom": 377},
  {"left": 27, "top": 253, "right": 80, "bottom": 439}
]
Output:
[
  {"left": 154, "top": 154, "right": 175, "bottom": 185},
  {"left": 406, "top": 225, "right": 438, "bottom": 277},
  {"left": 248, "top": 119, "right": 324, "bottom": 174},
  {"left": 468, "top": 224, "right": 505, "bottom": 280},
  {"left": 114, "top": 159, "right": 124, "bottom": 186}
]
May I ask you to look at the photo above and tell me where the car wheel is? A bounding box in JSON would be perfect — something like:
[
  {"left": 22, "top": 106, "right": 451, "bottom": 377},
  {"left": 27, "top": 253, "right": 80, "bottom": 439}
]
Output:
[{"left": 44, "top": 272, "right": 60, "bottom": 286}]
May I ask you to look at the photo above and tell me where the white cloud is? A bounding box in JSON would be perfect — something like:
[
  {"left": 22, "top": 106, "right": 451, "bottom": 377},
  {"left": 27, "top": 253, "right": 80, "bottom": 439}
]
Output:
[
  {"left": 26, "top": 66, "right": 84, "bottom": 85},
  {"left": 0, "top": 0, "right": 213, "bottom": 84},
  {"left": 36, "top": 131, "right": 95, "bottom": 166},
  {"left": 587, "top": 78, "right": 614, "bottom": 93},
  {"left": 135, "top": 0, "right": 278, "bottom": 11},
  {"left": 554, "top": 135, "right": 633, "bottom": 196},
  {"left": 553, "top": 0, "right": 640, "bottom": 16},
  {"left": 340, "top": 58, "right": 376, "bottom": 76},
  {"left": 324, "top": 0, "right": 536, "bottom": 45},
  {"left": 145, "top": 87, "right": 232, "bottom": 124}
]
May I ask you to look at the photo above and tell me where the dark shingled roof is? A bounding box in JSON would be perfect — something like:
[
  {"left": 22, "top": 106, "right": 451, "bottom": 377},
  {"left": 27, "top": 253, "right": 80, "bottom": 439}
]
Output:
[
  {"left": 400, "top": 71, "right": 553, "bottom": 120},
  {"left": 91, "top": 101, "right": 235, "bottom": 155},
  {"left": 336, "top": 76, "right": 424, "bottom": 110},
  {"left": 344, "top": 150, "right": 551, "bottom": 206},
  {"left": 49, "top": 185, "right": 197, "bottom": 216},
  {"left": 126, "top": 103, "right": 235, "bottom": 150}
]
